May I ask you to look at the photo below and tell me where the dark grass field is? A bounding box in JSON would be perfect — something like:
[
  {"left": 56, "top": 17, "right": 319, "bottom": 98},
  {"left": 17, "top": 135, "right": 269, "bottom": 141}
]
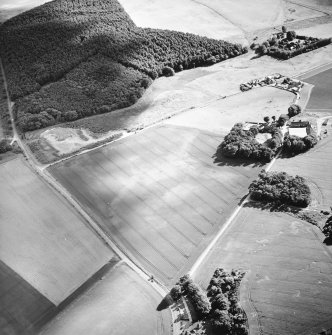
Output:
[
  {"left": 305, "top": 67, "right": 332, "bottom": 110},
  {"left": 193, "top": 206, "right": 332, "bottom": 335},
  {"left": 50, "top": 124, "right": 262, "bottom": 284}
]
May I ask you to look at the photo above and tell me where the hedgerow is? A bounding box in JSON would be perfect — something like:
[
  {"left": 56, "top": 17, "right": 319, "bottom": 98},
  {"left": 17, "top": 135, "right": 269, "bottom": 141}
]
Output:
[
  {"left": 249, "top": 171, "right": 311, "bottom": 207},
  {"left": 217, "top": 123, "right": 282, "bottom": 162},
  {"left": 0, "top": 0, "right": 246, "bottom": 131}
]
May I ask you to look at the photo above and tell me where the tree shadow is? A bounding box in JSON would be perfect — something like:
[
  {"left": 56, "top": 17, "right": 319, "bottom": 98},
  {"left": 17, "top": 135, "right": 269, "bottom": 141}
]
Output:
[
  {"left": 238, "top": 193, "right": 249, "bottom": 206},
  {"left": 250, "top": 54, "right": 263, "bottom": 60},
  {"left": 156, "top": 293, "right": 173, "bottom": 311},
  {"left": 212, "top": 148, "right": 265, "bottom": 168},
  {"left": 277, "top": 150, "right": 306, "bottom": 160},
  {"left": 243, "top": 200, "right": 302, "bottom": 215}
]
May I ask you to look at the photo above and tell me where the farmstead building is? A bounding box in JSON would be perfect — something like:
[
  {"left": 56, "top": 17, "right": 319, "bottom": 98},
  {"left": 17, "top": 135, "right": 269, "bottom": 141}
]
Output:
[{"left": 288, "top": 121, "right": 312, "bottom": 138}]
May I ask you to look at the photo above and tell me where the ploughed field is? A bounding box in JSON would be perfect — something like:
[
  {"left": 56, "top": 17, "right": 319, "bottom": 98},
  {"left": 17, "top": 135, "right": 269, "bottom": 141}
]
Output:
[
  {"left": 50, "top": 124, "right": 261, "bottom": 284},
  {"left": 193, "top": 206, "right": 332, "bottom": 335}
]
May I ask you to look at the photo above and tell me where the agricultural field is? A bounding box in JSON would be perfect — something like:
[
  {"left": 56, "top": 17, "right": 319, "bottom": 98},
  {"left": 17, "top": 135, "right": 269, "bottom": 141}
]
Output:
[
  {"left": 272, "top": 125, "right": 332, "bottom": 206},
  {"left": 60, "top": 40, "right": 332, "bottom": 137},
  {"left": 164, "top": 86, "right": 295, "bottom": 135},
  {"left": 119, "top": 0, "right": 293, "bottom": 40},
  {"left": 304, "top": 67, "right": 332, "bottom": 110},
  {"left": 193, "top": 206, "right": 332, "bottom": 335},
  {"left": 118, "top": 0, "right": 247, "bottom": 43},
  {"left": 0, "top": 157, "right": 113, "bottom": 305},
  {"left": 39, "top": 263, "right": 171, "bottom": 335},
  {"left": 50, "top": 124, "right": 262, "bottom": 284},
  {"left": 272, "top": 67, "right": 332, "bottom": 205}
]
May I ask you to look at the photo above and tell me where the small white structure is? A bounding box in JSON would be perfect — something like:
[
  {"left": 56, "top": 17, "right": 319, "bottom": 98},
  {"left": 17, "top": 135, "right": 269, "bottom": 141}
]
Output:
[
  {"left": 288, "top": 127, "right": 307, "bottom": 138},
  {"left": 288, "top": 120, "right": 312, "bottom": 138}
]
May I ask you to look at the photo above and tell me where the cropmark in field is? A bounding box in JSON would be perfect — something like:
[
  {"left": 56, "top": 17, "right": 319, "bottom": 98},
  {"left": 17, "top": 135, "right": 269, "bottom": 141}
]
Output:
[
  {"left": 193, "top": 206, "right": 332, "bottom": 335},
  {"left": 50, "top": 124, "right": 262, "bottom": 284}
]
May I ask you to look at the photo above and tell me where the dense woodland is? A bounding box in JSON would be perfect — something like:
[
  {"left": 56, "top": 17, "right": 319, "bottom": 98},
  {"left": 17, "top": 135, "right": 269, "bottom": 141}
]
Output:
[
  {"left": 249, "top": 171, "right": 311, "bottom": 207},
  {"left": 217, "top": 123, "right": 282, "bottom": 162},
  {"left": 0, "top": 0, "right": 246, "bottom": 131}
]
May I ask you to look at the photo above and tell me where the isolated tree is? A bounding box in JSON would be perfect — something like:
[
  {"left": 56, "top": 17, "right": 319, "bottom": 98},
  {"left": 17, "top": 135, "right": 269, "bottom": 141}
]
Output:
[
  {"left": 263, "top": 116, "right": 270, "bottom": 123},
  {"left": 288, "top": 104, "right": 301, "bottom": 117},
  {"left": 162, "top": 66, "right": 175, "bottom": 77},
  {"left": 282, "top": 25, "right": 287, "bottom": 33},
  {"left": 140, "top": 78, "right": 150, "bottom": 89}
]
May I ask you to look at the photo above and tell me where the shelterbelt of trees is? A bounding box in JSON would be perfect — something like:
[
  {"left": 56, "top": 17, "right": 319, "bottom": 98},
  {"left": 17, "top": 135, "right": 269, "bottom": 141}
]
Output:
[{"left": 0, "top": 0, "right": 247, "bottom": 131}]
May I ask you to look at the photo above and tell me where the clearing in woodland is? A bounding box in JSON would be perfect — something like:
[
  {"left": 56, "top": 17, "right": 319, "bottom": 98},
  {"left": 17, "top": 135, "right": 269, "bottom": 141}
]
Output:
[{"left": 50, "top": 124, "right": 262, "bottom": 284}]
